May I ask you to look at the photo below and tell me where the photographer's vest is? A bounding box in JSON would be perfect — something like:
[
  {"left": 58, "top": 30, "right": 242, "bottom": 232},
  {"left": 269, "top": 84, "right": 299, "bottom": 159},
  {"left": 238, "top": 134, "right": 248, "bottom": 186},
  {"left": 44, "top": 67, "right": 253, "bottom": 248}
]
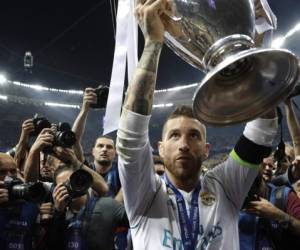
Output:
[
  {"left": 65, "top": 196, "right": 97, "bottom": 250},
  {"left": 0, "top": 202, "right": 39, "bottom": 250},
  {"left": 239, "top": 184, "right": 291, "bottom": 250}
]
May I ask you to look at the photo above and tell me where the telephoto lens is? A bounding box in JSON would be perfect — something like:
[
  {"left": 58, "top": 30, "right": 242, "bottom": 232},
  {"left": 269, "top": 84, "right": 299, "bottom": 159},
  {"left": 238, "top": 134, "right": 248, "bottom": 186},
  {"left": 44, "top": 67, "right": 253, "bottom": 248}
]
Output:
[
  {"left": 4, "top": 176, "right": 47, "bottom": 203},
  {"left": 63, "top": 169, "right": 93, "bottom": 199},
  {"left": 54, "top": 122, "right": 76, "bottom": 148}
]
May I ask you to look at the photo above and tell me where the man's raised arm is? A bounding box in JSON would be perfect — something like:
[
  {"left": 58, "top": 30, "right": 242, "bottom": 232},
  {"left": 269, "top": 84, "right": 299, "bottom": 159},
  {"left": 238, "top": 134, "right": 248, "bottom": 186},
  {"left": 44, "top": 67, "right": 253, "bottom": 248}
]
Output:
[
  {"left": 123, "top": 0, "right": 166, "bottom": 115},
  {"left": 117, "top": 0, "right": 167, "bottom": 223}
]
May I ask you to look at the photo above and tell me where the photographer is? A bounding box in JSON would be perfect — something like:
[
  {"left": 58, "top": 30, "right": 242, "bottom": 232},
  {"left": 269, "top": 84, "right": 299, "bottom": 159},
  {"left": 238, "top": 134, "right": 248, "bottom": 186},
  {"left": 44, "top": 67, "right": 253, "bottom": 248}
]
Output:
[
  {"left": 24, "top": 128, "right": 54, "bottom": 183},
  {"left": 24, "top": 126, "right": 109, "bottom": 196},
  {"left": 239, "top": 159, "right": 300, "bottom": 250},
  {"left": 273, "top": 98, "right": 300, "bottom": 186},
  {"left": 53, "top": 146, "right": 109, "bottom": 196},
  {"left": 72, "top": 87, "right": 97, "bottom": 163},
  {"left": 46, "top": 163, "right": 128, "bottom": 250},
  {"left": 72, "top": 88, "right": 123, "bottom": 201},
  {"left": 11, "top": 118, "right": 35, "bottom": 176},
  {"left": 0, "top": 153, "right": 40, "bottom": 250}
]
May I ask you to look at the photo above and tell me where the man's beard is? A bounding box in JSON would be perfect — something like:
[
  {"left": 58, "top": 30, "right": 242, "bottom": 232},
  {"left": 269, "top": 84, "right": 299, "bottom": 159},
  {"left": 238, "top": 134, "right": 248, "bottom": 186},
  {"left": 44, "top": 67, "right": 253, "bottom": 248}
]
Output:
[
  {"left": 97, "top": 159, "right": 111, "bottom": 167},
  {"left": 166, "top": 156, "right": 203, "bottom": 181}
]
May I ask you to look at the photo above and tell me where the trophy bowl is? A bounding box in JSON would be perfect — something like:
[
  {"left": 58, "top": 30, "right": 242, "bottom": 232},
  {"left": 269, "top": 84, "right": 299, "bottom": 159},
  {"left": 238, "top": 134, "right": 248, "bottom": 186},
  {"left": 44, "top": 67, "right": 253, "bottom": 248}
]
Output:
[{"left": 161, "top": 0, "right": 299, "bottom": 125}]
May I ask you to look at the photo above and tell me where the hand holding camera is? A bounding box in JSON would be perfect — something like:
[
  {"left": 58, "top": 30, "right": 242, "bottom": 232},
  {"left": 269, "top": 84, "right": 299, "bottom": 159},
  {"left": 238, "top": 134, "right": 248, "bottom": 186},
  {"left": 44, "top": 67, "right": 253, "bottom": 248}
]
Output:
[
  {"left": 53, "top": 183, "right": 70, "bottom": 212},
  {"left": 82, "top": 88, "right": 97, "bottom": 112},
  {"left": 89, "top": 85, "right": 109, "bottom": 109},
  {"left": 53, "top": 147, "right": 78, "bottom": 165},
  {"left": 20, "top": 119, "right": 35, "bottom": 141},
  {"left": 30, "top": 119, "right": 76, "bottom": 154},
  {"left": 31, "top": 128, "right": 54, "bottom": 153},
  {"left": 40, "top": 202, "right": 54, "bottom": 221}
]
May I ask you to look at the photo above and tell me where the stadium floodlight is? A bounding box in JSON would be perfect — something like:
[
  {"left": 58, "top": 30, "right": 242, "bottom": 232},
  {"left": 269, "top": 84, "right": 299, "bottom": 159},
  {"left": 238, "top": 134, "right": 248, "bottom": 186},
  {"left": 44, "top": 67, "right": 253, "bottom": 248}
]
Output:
[
  {"left": 67, "top": 90, "right": 84, "bottom": 95},
  {"left": 271, "top": 22, "right": 300, "bottom": 49},
  {"left": 165, "top": 103, "right": 174, "bottom": 107},
  {"left": 31, "top": 84, "right": 48, "bottom": 91},
  {"left": 154, "top": 83, "right": 198, "bottom": 93},
  {"left": 153, "top": 104, "right": 165, "bottom": 108},
  {"left": 271, "top": 36, "right": 285, "bottom": 48},
  {"left": 0, "top": 74, "right": 7, "bottom": 84},
  {"left": 153, "top": 103, "right": 174, "bottom": 108},
  {"left": 45, "top": 102, "right": 80, "bottom": 109},
  {"left": 0, "top": 95, "right": 8, "bottom": 100}
]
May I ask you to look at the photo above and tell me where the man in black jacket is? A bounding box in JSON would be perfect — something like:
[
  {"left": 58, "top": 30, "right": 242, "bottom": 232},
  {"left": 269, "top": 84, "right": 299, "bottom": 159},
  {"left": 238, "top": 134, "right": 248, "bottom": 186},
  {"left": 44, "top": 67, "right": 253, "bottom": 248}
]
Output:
[{"left": 46, "top": 163, "right": 129, "bottom": 250}]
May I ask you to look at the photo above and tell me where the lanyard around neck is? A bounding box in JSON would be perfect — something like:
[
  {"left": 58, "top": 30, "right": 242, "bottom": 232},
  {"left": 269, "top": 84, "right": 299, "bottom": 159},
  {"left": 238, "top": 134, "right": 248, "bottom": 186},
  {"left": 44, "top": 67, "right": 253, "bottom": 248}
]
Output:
[{"left": 164, "top": 174, "right": 201, "bottom": 250}]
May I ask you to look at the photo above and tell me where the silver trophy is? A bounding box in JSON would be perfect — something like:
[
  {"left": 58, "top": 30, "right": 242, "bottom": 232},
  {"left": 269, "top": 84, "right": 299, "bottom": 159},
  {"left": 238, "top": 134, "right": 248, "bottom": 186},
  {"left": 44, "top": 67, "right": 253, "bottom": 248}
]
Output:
[{"left": 161, "top": 0, "right": 299, "bottom": 125}]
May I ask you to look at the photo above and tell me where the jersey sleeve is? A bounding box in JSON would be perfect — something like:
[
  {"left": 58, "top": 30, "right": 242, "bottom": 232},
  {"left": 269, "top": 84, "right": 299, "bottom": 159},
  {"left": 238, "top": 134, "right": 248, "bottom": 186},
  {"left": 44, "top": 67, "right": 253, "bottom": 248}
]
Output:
[
  {"left": 116, "top": 108, "right": 160, "bottom": 225},
  {"left": 205, "top": 118, "right": 278, "bottom": 210}
]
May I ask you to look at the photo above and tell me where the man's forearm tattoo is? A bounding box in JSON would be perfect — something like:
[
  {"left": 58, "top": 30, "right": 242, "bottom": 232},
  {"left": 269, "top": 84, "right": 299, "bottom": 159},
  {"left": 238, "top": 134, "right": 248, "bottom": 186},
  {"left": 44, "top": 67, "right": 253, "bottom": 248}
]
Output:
[
  {"left": 125, "top": 41, "right": 163, "bottom": 115},
  {"left": 137, "top": 41, "right": 163, "bottom": 72}
]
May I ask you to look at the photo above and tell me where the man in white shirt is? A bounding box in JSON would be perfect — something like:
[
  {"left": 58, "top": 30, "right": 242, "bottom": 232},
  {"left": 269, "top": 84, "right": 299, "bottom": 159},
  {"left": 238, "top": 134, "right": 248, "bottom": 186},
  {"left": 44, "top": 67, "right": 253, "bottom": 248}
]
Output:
[{"left": 117, "top": 0, "right": 278, "bottom": 249}]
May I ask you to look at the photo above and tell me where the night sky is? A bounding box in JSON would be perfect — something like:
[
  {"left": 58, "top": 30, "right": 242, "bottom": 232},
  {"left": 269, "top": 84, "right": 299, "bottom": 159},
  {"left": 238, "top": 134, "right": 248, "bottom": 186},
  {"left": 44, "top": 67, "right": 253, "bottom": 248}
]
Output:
[{"left": 0, "top": 0, "right": 299, "bottom": 91}]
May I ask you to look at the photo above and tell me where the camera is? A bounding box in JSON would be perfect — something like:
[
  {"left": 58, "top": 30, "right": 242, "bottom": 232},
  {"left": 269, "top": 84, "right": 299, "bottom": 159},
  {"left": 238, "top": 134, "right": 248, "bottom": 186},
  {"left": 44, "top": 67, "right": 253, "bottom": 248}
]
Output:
[
  {"left": 4, "top": 176, "right": 47, "bottom": 203},
  {"left": 63, "top": 169, "right": 93, "bottom": 199},
  {"left": 53, "top": 123, "right": 76, "bottom": 148},
  {"left": 43, "top": 122, "right": 76, "bottom": 154},
  {"left": 31, "top": 114, "right": 51, "bottom": 136},
  {"left": 90, "top": 85, "right": 109, "bottom": 109}
]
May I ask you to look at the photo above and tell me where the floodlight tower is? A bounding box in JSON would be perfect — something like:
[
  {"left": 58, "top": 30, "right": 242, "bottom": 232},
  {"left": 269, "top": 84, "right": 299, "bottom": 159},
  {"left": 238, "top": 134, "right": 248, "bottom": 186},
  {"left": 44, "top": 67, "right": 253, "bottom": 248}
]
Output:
[{"left": 24, "top": 51, "right": 34, "bottom": 74}]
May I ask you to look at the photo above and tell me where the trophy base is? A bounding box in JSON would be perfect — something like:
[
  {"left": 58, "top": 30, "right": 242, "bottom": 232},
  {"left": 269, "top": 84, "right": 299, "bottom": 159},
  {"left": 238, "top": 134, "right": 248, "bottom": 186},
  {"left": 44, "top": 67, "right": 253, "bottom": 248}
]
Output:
[{"left": 193, "top": 48, "right": 299, "bottom": 126}]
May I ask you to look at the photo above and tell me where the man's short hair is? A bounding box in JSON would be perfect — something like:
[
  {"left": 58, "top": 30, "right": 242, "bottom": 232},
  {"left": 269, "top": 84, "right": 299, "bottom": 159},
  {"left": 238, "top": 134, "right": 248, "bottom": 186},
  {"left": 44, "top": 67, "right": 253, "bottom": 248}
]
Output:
[
  {"left": 53, "top": 163, "right": 77, "bottom": 184},
  {"left": 0, "top": 153, "right": 16, "bottom": 168},
  {"left": 93, "top": 135, "right": 115, "bottom": 148},
  {"left": 162, "top": 105, "right": 206, "bottom": 140}
]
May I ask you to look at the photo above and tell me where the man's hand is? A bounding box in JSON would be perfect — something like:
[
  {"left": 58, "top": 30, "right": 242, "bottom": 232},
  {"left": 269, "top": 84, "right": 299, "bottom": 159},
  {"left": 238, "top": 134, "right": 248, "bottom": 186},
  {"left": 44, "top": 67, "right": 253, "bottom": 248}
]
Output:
[
  {"left": 135, "top": 0, "right": 167, "bottom": 43},
  {"left": 245, "top": 197, "right": 282, "bottom": 219},
  {"left": 20, "top": 119, "right": 35, "bottom": 141},
  {"left": 53, "top": 147, "right": 78, "bottom": 165},
  {"left": 254, "top": 0, "right": 271, "bottom": 24},
  {"left": 81, "top": 88, "right": 97, "bottom": 112},
  {"left": 40, "top": 202, "right": 54, "bottom": 221},
  {"left": 30, "top": 128, "right": 54, "bottom": 153},
  {"left": 292, "top": 156, "right": 300, "bottom": 168},
  {"left": 52, "top": 183, "right": 69, "bottom": 212},
  {"left": 0, "top": 181, "right": 9, "bottom": 204}
]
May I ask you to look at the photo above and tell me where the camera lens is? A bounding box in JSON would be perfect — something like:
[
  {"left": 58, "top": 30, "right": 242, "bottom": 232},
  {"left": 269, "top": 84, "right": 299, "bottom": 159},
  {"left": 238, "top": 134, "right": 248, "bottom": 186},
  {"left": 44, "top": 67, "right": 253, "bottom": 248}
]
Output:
[
  {"left": 55, "top": 130, "right": 76, "bottom": 148},
  {"left": 68, "top": 170, "right": 93, "bottom": 198},
  {"left": 8, "top": 181, "right": 46, "bottom": 203}
]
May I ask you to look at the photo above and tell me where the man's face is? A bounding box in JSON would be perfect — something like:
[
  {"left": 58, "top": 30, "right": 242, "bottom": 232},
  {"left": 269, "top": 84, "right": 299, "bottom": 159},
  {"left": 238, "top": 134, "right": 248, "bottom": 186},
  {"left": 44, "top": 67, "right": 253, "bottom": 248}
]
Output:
[
  {"left": 159, "top": 117, "right": 209, "bottom": 181},
  {"left": 0, "top": 154, "right": 18, "bottom": 181},
  {"left": 260, "top": 157, "right": 275, "bottom": 182},
  {"left": 92, "top": 137, "right": 116, "bottom": 166},
  {"left": 40, "top": 153, "right": 56, "bottom": 181},
  {"left": 293, "top": 180, "right": 300, "bottom": 199}
]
